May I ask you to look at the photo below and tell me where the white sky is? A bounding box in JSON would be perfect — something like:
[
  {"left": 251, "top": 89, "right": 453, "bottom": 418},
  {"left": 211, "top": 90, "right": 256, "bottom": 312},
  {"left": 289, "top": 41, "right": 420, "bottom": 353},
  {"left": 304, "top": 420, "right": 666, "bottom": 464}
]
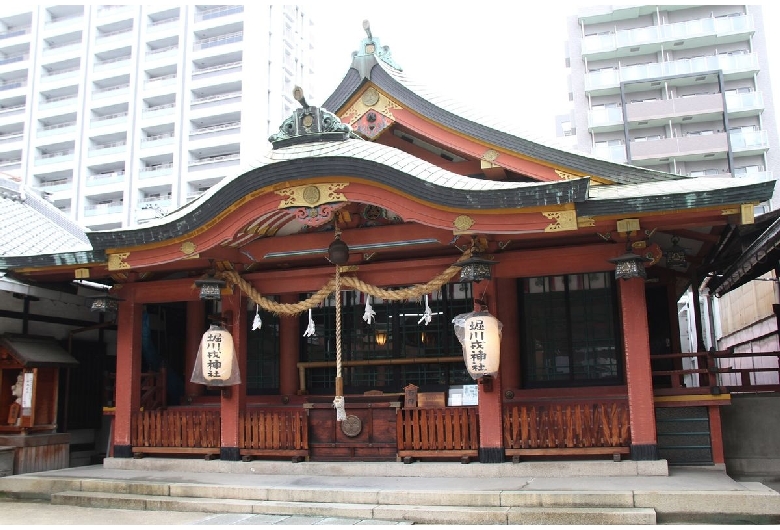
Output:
[{"left": 306, "top": 2, "right": 780, "bottom": 143}]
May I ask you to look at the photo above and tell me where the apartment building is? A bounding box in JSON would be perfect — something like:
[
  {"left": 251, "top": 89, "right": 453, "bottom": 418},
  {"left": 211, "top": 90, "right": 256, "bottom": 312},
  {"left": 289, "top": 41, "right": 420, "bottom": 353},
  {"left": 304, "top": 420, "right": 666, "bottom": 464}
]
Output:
[
  {"left": 561, "top": 5, "right": 779, "bottom": 210},
  {"left": 0, "top": 5, "right": 315, "bottom": 229}
]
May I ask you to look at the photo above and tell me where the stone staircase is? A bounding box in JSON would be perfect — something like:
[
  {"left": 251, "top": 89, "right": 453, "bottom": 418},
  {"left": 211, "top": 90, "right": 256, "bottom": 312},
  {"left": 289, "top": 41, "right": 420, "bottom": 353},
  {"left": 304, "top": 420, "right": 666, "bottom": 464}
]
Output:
[
  {"left": 0, "top": 459, "right": 778, "bottom": 525},
  {"left": 0, "top": 476, "right": 656, "bottom": 525}
]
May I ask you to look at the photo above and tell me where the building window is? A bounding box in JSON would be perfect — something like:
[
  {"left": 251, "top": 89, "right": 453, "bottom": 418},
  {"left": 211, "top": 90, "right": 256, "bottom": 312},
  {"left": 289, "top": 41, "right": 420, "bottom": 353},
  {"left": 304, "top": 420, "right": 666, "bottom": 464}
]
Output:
[
  {"left": 519, "top": 273, "right": 623, "bottom": 388},
  {"left": 246, "top": 304, "right": 280, "bottom": 394},
  {"left": 300, "top": 284, "right": 474, "bottom": 393}
]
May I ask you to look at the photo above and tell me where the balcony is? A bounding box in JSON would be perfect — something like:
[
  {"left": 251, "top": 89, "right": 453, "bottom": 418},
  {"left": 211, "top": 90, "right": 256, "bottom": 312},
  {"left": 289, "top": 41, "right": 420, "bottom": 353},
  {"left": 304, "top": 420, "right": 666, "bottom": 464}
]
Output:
[
  {"left": 0, "top": 79, "right": 26, "bottom": 93},
  {"left": 189, "top": 121, "right": 240, "bottom": 141},
  {"left": 42, "top": 41, "right": 82, "bottom": 58},
  {"left": 588, "top": 107, "right": 623, "bottom": 131},
  {"left": 141, "top": 131, "right": 175, "bottom": 146},
  {"left": 97, "top": 5, "right": 133, "bottom": 17},
  {"left": 88, "top": 140, "right": 127, "bottom": 157},
  {"left": 40, "top": 65, "right": 80, "bottom": 83},
  {"left": 145, "top": 45, "right": 178, "bottom": 61},
  {"left": 625, "top": 94, "right": 724, "bottom": 124},
  {"left": 90, "top": 111, "right": 129, "bottom": 128},
  {"left": 0, "top": 26, "right": 31, "bottom": 42},
  {"left": 195, "top": 5, "right": 244, "bottom": 22},
  {"left": 143, "top": 73, "right": 177, "bottom": 90},
  {"left": 35, "top": 148, "right": 75, "bottom": 166},
  {"left": 0, "top": 156, "right": 21, "bottom": 170},
  {"left": 93, "top": 55, "right": 132, "bottom": 73},
  {"left": 147, "top": 17, "right": 179, "bottom": 32},
  {"left": 188, "top": 153, "right": 239, "bottom": 171},
  {"left": 0, "top": 54, "right": 28, "bottom": 68},
  {"left": 84, "top": 200, "right": 124, "bottom": 216},
  {"left": 592, "top": 144, "right": 627, "bottom": 163},
  {"left": 139, "top": 162, "right": 174, "bottom": 179},
  {"left": 141, "top": 102, "right": 176, "bottom": 119},
  {"left": 86, "top": 170, "right": 125, "bottom": 187},
  {"left": 39, "top": 93, "right": 78, "bottom": 110},
  {"left": 582, "top": 14, "right": 754, "bottom": 58},
  {"left": 725, "top": 91, "right": 764, "bottom": 118},
  {"left": 192, "top": 60, "right": 242, "bottom": 80},
  {"left": 190, "top": 91, "right": 241, "bottom": 113},
  {"left": 193, "top": 31, "right": 243, "bottom": 52},
  {"left": 37, "top": 177, "right": 72, "bottom": 192},
  {"left": 92, "top": 82, "right": 130, "bottom": 100},
  {"left": 38, "top": 120, "right": 77, "bottom": 137},
  {"left": 0, "top": 130, "right": 23, "bottom": 146},
  {"left": 630, "top": 133, "right": 728, "bottom": 162},
  {"left": 43, "top": 14, "right": 84, "bottom": 34},
  {"left": 730, "top": 130, "right": 769, "bottom": 155},
  {"left": 584, "top": 53, "right": 760, "bottom": 94}
]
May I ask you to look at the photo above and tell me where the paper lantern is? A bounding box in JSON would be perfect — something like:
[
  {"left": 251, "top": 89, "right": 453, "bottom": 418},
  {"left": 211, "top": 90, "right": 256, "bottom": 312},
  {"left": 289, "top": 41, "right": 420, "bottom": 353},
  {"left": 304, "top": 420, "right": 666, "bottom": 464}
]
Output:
[
  {"left": 199, "top": 326, "right": 235, "bottom": 382},
  {"left": 461, "top": 312, "right": 501, "bottom": 378}
]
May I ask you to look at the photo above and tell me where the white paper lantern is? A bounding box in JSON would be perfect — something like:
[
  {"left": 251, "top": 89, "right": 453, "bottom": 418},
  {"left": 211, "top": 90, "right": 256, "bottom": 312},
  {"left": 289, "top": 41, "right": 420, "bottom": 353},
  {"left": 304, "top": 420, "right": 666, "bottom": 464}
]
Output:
[
  {"left": 462, "top": 312, "right": 501, "bottom": 378},
  {"left": 200, "top": 326, "right": 235, "bottom": 382}
]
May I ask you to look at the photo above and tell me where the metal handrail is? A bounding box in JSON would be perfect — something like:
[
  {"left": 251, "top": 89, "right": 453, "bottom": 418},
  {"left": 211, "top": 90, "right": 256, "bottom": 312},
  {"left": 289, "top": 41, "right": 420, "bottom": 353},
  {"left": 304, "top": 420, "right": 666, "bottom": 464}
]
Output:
[
  {"left": 142, "top": 132, "right": 174, "bottom": 142},
  {"left": 193, "top": 60, "right": 242, "bottom": 75},
  {"left": 143, "top": 103, "right": 175, "bottom": 113},
  {"left": 191, "top": 121, "right": 240, "bottom": 134},
  {"left": 91, "top": 111, "right": 129, "bottom": 122},
  {"left": 42, "top": 66, "right": 80, "bottom": 77},
  {"left": 93, "top": 83, "right": 130, "bottom": 95},
  {"left": 195, "top": 5, "right": 243, "bottom": 21},
  {"left": 146, "top": 44, "right": 178, "bottom": 56},
  {"left": 41, "top": 121, "right": 77, "bottom": 131},
  {"left": 189, "top": 153, "right": 239, "bottom": 165},
  {"left": 191, "top": 91, "right": 241, "bottom": 104}
]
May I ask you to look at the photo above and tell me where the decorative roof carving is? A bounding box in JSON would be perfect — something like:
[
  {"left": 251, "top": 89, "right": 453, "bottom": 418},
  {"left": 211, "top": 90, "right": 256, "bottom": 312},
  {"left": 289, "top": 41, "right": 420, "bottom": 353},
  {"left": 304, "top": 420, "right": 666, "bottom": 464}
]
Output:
[
  {"left": 355, "top": 20, "right": 402, "bottom": 71},
  {"left": 268, "top": 87, "right": 361, "bottom": 149}
]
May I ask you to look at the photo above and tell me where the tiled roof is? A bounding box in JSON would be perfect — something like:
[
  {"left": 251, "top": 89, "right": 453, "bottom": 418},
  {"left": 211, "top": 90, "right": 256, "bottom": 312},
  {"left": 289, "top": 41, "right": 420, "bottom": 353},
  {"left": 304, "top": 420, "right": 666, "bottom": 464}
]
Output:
[
  {"left": 321, "top": 49, "right": 684, "bottom": 186},
  {"left": 578, "top": 176, "right": 777, "bottom": 217},
  {"left": 87, "top": 139, "right": 591, "bottom": 250},
  {"left": 0, "top": 177, "right": 91, "bottom": 257}
]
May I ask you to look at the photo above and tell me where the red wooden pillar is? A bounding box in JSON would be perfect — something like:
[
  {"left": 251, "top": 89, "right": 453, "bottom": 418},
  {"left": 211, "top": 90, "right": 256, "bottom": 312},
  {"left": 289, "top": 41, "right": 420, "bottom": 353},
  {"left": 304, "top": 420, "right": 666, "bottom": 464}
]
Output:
[
  {"left": 619, "top": 278, "right": 659, "bottom": 460},
  {"left": 279, "top": 293, "right": 299, "bottom": 397},
  {"left": 708, "top": 405, "right": 725, "bottom": 464},
  {"left": 475, "top": 279, "right": 504, "bottom": 463},
  {"left": 113, "top": 286, "right": 142, "bottom": 458},
  {"left": 220, "top": 294, "right": 247, "bottom": 461},
  {"left": 184, "top": 301, "right": 205, "bottom": 401},
  {"left": 497, "top": 277, "right": 520, "bottom": 391}
]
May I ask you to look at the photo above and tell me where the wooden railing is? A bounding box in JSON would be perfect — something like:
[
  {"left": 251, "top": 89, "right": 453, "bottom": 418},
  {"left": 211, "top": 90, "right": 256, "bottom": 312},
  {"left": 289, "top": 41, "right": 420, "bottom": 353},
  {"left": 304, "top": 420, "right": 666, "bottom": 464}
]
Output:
[
  {"left": 651, "top": 350, "right": 780, "bottom": 395},
  {"left": 397, "top": 407, "right": 479, "bottom": 462},
  {"left": 130, "top": 409, "right": 220, "bottom": 456},
  {"left": 104, "top": 370, "right": 166, "bottom": 410},
  {"left": 502, "top": 401, "right": 630, "bottom": 458},
  {"left": 239, "top": 409, "right": 309, "bottom": 461}
]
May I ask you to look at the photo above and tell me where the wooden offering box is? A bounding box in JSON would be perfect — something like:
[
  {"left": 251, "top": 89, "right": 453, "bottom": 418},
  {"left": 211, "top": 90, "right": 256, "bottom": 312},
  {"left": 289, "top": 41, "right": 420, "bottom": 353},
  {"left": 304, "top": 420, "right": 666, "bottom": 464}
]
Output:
[{"left": 0, "top": 334, "right": 78, "bottom": 474}]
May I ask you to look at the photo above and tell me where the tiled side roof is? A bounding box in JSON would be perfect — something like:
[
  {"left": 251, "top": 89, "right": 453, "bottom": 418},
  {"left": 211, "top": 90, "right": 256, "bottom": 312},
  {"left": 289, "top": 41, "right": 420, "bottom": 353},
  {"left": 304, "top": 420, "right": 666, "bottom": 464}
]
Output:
[
  {"left": 578, "top": 176, "right": 777, "bottom": 216},
  {"left": 87, "top": 140, "right": 591, "bottom": 250},
  {"left": 322, "top": 68, "right": 364, "bottom": 114},
  {"left": 368, "top": 63, "right": 681, "bottom": 185},
  {"left": 0, "top": 178, "right": 91, "bottom": 257}
]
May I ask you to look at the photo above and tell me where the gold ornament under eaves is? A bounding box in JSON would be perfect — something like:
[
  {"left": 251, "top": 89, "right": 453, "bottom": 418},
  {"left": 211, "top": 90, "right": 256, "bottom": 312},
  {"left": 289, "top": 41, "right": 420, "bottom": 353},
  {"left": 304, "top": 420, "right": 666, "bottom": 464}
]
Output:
[{"left": 276, "top": 183, "right": 348, "bottom": 208}]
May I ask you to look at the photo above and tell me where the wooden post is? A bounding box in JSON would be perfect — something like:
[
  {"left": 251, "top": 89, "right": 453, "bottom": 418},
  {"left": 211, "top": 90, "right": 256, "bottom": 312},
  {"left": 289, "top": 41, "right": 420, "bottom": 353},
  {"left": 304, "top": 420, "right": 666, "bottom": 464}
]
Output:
[
  {"left": 618, "top": 277, "right": 658, "bottom": 460},
  {"left": 113, "top": 286, "right": 142, "bottom": 458},
  {"left": 279, "top": 293, "right": 299, "bottom": 397},
  {"left": 496, "top": 278, "right": 520, "bottom": 391},
  {"left": 219, "top": 294, "right": 246, "bottom": 461},
  {"left": 475, "top": 279, "right": 504, "bottom": 463},
  {"left": 184, "top": 301, "right": 205, "bottom": 401}
]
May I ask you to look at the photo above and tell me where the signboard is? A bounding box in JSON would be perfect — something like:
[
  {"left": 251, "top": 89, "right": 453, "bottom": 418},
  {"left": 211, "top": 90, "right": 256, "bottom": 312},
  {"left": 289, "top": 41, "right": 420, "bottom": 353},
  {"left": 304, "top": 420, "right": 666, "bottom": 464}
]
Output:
[
  {"left": 462, "top": 384, "right": 478, "bottom": 405},
  {"left": 21, "top": 371, "right": 33, "bottom": 416}
]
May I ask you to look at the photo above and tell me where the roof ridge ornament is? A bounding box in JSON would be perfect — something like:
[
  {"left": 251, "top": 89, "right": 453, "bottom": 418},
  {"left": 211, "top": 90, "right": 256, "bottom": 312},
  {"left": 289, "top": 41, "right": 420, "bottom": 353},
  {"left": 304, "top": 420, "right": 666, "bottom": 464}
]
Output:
[
  {"left": 268, "top": 87, "right": 361, "bottom": 149},
  {"left": 353, "top": 20, "right": 402, "bottom": 72}
]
